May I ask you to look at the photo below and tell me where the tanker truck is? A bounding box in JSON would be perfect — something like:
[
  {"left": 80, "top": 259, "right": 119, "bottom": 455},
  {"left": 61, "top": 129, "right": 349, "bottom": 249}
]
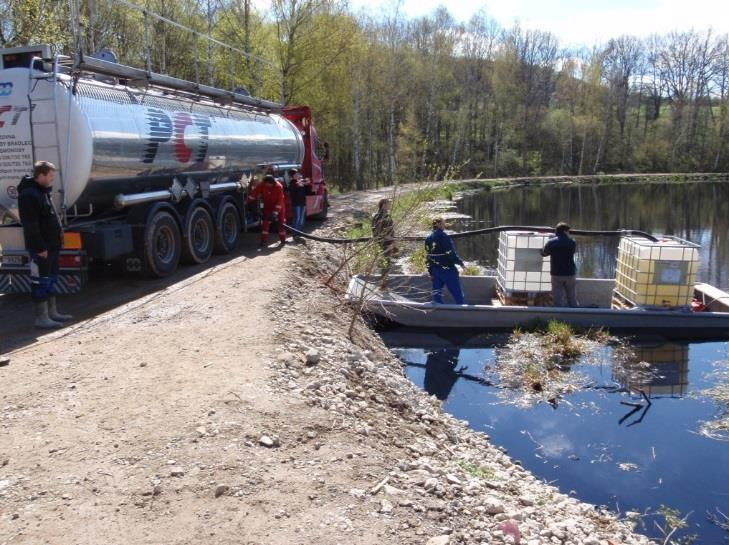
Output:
[{"left": 0, "top": 44, "right": 329, "bottom": 294}]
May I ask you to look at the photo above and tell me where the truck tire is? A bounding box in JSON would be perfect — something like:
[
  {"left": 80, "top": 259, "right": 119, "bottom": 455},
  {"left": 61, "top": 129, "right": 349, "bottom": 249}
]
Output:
[
  {"left": 309, "top": 192, "right": 329, "bottom": 221},
  {"left": 144, "top": 210, "right": 181, "bottom": 277},
  {"left": 182, "top": 205, "right": 215, "bottom": 264},
  {"left": 213, "top": 201, "right": 241, "bottom": 254}
]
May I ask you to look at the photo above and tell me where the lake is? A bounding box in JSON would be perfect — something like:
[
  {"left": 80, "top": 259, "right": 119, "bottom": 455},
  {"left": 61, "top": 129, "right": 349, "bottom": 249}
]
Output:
[{"left": 388, "top": 181, "right": 729, "bottom": 544}]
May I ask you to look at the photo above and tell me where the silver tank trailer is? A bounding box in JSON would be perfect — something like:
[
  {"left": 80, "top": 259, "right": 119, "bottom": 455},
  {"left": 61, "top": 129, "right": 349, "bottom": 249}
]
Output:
[{"left": 0, "top": 66, "right": 304, "bottom": 222}]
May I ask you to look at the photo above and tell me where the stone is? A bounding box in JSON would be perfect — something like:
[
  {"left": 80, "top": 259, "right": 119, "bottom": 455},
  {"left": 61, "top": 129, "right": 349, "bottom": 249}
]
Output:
[
  {"left": 195, "top": 426, "right": 207, "bottom": 437},
  {"left": 519, "top": 495, "right": 535, "bottom": 506},
  {"left": 305, "top": 349, "right": 321, "bottom": 366},
  {"left": 483, "top": 498, "right": 505, "bottom": 514},
  {"left": 259, "top": 435, "right": 279, "bottom": 448},
  {"left": 170, "top": 467, "right": 185, "bottom": 477},
  {"left": 445, "top": 474, "right": 462, "bottom": 485},
  {"left": 383, "top": 484, "right": 404, "bottom": 496},
  {"left": 426, "top": 536, "right": 450, "bottom": 545},
  {"left": 380, "top": 498, "right": 394, "bottom": 514},
  {"left": 214, "top": 485, "right": 230, "bottom": 498},
  {"left": 277, "top": 352, "right": 297, "bottom": 365}
]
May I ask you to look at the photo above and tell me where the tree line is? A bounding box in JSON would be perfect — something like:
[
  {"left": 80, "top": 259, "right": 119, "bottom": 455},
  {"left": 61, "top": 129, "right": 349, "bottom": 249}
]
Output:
[{"left": 2, "top": 0, "right": 729, "bottom": 190}]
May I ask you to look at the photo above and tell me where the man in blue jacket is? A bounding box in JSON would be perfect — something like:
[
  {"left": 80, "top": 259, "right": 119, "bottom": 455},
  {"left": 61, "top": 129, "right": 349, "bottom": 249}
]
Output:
[
  {"left": 18, "top": 161, "right": 72, "bottom": 328},
  {"left": 425, "top": 218, "right": 465, "bottom": 304},
  {"left": 541, "top": 222, "right": 578, "bottom": 307}
]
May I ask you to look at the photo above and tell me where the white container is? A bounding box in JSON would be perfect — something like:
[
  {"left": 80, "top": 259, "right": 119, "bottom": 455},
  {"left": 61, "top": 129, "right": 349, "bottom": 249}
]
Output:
[
  {"left": 614, "top": 236, "right": 699, "bottom": 308},
  {"left": 497, "top": 231, "right": 551, "bottom": 293}
]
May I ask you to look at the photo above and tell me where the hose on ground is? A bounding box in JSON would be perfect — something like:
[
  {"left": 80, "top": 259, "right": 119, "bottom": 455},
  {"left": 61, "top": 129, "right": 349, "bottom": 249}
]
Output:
[{"left": 283, "top": 224, "right": 659, "bottom": 244}]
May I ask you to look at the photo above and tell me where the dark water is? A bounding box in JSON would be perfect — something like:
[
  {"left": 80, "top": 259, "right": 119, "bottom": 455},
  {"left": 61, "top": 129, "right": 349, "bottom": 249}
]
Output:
[
  {"left": 389, "top": 182, "right": 729, "bottom": 544},
  {"left": 456, "top": 181, "right": 729, "bottom": 288}
]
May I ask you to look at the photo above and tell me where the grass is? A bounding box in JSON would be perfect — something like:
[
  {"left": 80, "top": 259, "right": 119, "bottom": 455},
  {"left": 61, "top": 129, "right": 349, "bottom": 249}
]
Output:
[
  {"left": 698, "top": 361, "right": 729, "bottom": 440},
  {"left": 461, "top": 263, "right": 482, "bottom": 276},
  {"left": 456, "top": 459, "right": 495, "bottom": 480},
  {"left": 488, "top": 321, "right": 612, "bottom": 406},
  {"left": 545, "top": 320, "right": 582, "bottom": 360}
]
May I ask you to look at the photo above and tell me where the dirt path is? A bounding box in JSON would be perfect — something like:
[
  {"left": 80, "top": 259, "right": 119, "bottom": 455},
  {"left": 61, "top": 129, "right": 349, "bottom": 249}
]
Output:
[{"left": 0, "top": 190, "right": 652, "bottom": 545}]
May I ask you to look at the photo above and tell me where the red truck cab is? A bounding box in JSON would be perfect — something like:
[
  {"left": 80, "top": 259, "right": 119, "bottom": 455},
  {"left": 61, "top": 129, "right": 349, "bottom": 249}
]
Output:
[{"left": 283, "top": 105, "right": 329, "bottom": 220}]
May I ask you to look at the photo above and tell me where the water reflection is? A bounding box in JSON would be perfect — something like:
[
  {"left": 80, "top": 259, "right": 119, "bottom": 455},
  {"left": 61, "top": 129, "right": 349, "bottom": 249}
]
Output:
[
  {"left": 423, "top": 349, "right": 461, "bottom": 401},
  {"left": 614, "top": 343, "right": 690, "bottom": 398},
  {"left": 393, "top": 330, "right": 693, "bottom": 424},
  {"left": 456, "top": 182, "right": 729, "bottom": 289}
]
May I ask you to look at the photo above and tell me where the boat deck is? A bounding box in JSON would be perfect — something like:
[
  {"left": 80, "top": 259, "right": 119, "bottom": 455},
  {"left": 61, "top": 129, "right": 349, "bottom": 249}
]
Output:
[{"left": 347, "top": 275, "right": 729, "bottom": 339}]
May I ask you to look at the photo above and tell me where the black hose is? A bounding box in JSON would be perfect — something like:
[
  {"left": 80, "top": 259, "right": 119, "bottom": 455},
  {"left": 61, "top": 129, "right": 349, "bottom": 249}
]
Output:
[{"left": 283, "top": 224, "right": 659, "bottom": 244}]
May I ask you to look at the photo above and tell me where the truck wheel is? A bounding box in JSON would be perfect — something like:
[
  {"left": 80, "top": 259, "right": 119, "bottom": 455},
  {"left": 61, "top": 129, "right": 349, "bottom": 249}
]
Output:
[
  {"left": 182, "top": 205, "right": 215, "bottom": 264},
  {"left": 213, "top": 201, "right": 241, "bottom": 254},
  {"left": 144, "top": 210, "right": 181, "bottom": 277},
  {"left": 309, "top": 193, "right": 329, "bottom": 221}
]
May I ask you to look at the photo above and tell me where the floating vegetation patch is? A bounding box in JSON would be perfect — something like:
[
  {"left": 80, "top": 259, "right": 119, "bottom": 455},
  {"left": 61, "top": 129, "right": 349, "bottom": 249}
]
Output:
[
  {"left": 698, "top": 360, "right": 729, "bottom": 441},
  {"left": 486, "top": 321, "right": 612, "bottom": 407}
]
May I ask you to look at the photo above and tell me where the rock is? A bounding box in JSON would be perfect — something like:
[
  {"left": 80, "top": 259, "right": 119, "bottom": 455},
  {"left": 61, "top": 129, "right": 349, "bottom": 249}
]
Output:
[
  {"left": 519, "top": 495, "right": 535, "bottom": 506},
  {"left": 349, "top": 488, "right": 366, "bottom": 498},
  {"left": 0, "top": 356, "right": 9, "bottom": 367},
  {"left": 426, "top": 536, "right": 450, "bottom": 545},
  {"left": 380, "top": 498, "right": 394, "bottom": 514},
  {"left": 214, "top": 485, "right": 230, "bottom": 498},
  {"left": 445, "top": 474, "right": 461, "bottom": 485},
  {"left": 277, "top": 352, "right": 297, "bottom": 366},
  {"left": 500, "top": 519, "right": 520, "bottom": 544},
  {"left": 383, "top": 484, "right": 404, "bottom": 496},
  {"left": 170, "top": 467, "right": 185, "bottom": 477},
  {"left": 305, "top": 349, "right": 321, "bottom": 366},
  {"left": 483, "top": 498, "right": 505, "bottom": 514},
  {"left": 424, "top": 478, "right": 439, "bottom": 491},
  {"left": 195, "top": 426, "right": 207, "bottom": 437},
  {"left": 259, "top": 435, "right": 279, "bottom": 448}
]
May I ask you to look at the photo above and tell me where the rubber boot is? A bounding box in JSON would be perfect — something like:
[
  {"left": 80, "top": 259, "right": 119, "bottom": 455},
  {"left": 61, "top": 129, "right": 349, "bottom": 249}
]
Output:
[
  {"left": 49, "top": 296, "right": 72, "bottom": 321},
  {"left": 34, "top": 301, "right": 63, "bottom": 329}
]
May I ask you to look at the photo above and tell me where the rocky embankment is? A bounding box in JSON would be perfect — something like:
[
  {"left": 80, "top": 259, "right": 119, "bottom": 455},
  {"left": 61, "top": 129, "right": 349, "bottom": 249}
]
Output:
[{"left": 266, "top": 198, "right": 653, "bottom": 545}]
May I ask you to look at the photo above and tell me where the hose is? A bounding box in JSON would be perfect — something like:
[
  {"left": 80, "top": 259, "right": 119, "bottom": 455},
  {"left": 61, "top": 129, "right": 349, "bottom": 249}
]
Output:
[{"left": 283, "top": 224, "right": 659, "bottom": 244}]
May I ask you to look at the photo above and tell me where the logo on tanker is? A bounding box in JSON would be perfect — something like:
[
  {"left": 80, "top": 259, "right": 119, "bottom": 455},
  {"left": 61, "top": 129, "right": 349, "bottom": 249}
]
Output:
[
  {"left": 143, "top": 108, "right": 211, "bottom": 164},
  {"left": 0, "top": 82, "right": 12, "bottom": 97},
  {"left": 0, "top": 104, "right": 29, "bottom": 128}
]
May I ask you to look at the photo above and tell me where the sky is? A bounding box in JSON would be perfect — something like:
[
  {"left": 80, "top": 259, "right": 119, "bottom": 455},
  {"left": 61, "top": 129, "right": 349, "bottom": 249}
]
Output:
[{"left": 348, "top": 0, "right": 729, "bottom": 48}]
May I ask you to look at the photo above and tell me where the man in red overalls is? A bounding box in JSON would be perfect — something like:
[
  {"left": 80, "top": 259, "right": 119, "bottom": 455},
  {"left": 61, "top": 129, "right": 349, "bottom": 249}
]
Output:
[{"left": 247, "top": 174, "right": 287, "bottom": 247}]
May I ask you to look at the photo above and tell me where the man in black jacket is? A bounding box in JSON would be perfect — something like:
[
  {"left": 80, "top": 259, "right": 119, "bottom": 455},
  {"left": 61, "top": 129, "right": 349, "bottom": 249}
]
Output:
[
  {"left": 18, "top": 161, "right": 72, "bottom": 328},
  {"left": 541, "top": 222, "right": 578, "bottom": 307}
]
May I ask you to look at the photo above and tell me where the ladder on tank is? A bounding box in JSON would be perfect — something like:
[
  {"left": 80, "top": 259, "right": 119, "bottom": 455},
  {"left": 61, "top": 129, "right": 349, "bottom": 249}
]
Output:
[{"left": 26, "top": 55, "right": 72, "bottom": 224}]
